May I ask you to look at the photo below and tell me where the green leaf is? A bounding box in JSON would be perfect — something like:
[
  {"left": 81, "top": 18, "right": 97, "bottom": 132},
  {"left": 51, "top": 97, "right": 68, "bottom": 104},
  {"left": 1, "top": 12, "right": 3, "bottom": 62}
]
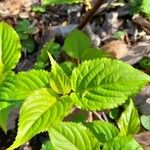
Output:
[
  {"left": 49, "top": 53, "right": 71, "bottom": 94},
  {"left": 60, "top": 61, "right": 76, "bottom": 77},
  {"left": 103, "top": 136, "right": 143, "bottom": 150},
  {"left": 112, "top": 31, "right": 126, "bottom": 40},
  {"left": 109, "top": 107, "right": 120, "bottom": 120},
  {"left": 130, "top": 0, "right": 142, "bottom": 14},
  {"left": 71, "top": 58, "right": 150, "bottom": 110},
  {"left": 34, "top": 40, "right": 60, "bottom": 69},
  {"left": 0, "top": 70, "right": 50, "bottom": 100},
  {"left": 21, "top": 38, "right": 35, "bottom": 53},
  {"left": 118, "top": 99, "right": 140, "bottom": 135},
  {"left": 32, "top": 5, "right": 46, "bottom": 13},
  {"left": 0, "top": 101, "right": 22, "bottom": 132},
  {"left": 140, "top": 0, "right": 150, "bottom": 20},
  {"left": 85, "top": 121, "right": 119, "bottom": 144},
  {"left": 0, "top": 71, "right": 16, "bottom": 100},
  {"left": 8, "top": 88, "right": 73, "bottom": 150},
  {"left": 0, "top": 22, "right": 21, "bottom": 71},
  {"left": 141, "top": 115, "right": 150, "bottom": 130},
  {"left": 49, "top": 122, "right": 100, "bottom": 150},
  {"left": 64, "top": 30, "right": 91, "bottom": 59},
  {"left": 42, "top": 0, "right": 83, "bottom": 5},
  {"left": 15, "top": 20, "right": 37, "bottom": 35},
  {"left": 81, "top": 48, "right": 109, "bottom": 61},
  {"left": 42, "top": 140, "right": 53, "bottom": 150},
  {"left": 139, "top": 58, "right": 150, "bottom": 69},
  {"left": 0, "top": 105, "right": 11, "bottom": 132}
]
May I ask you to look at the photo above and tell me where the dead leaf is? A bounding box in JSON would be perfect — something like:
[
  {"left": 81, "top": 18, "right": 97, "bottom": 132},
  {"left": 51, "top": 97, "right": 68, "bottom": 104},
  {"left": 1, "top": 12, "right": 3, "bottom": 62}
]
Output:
[
  {"left": 0, "top": 0, "right": 38, "bottom": 18},
  {"left": 121, "top": 42, "right": 150, "bottom": 65},
  {"left": 134, "top": 85, "right": 150, "bottom": 115},
  {"left": 100, "top": 12, "right": 123, "bottom": 38},
  {"left": 102, "top": 40, "right": 128, "bottom": 59},
  {"left": 133, "top": 14, "right": 150, "bottom": 34},
  {"left": 7, "top": 108, "right": 19, "bottom": 130},
  {"left": 135, "top": 131, "right": 150, "bottom": 149}
]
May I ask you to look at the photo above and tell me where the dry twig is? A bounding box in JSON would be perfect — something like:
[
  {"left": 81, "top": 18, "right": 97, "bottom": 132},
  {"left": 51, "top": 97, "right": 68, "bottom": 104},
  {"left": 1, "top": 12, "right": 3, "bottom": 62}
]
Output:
[
  {"left": 133, "top": 14, "right": 150, "bottom": 34},
  {"left": 77, "top": 0, "right": 104, "bottom": 30}
]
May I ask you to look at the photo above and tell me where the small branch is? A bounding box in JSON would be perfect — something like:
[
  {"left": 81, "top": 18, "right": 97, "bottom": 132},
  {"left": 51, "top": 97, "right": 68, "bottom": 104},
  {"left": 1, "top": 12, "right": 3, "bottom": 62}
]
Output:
[
  {"left": 93, "top": 111, "right": 105, "bottom": 121},
  {"left": 77, "top": 0, "right": 104, "bottom": 30},
  {"left": 77, "top": 59, "right": 80, "bottom": 65},
  {"left": 133, "top": 14, "right": 150, "bottom": 34},
  {"left": 101, "top": 111, "right": 108, "bottom": 122},
  {"left": 86, "top": 111, "right": 93, "bottom": 122}
]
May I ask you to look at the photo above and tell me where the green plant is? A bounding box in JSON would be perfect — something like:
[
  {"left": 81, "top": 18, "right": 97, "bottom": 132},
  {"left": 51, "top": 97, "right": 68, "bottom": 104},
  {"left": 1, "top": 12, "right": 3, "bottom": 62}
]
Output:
[
  {"left": 33, "top": 40, "right": 60, "bottom": 70},
  {"left": 0, "top": 22, "right": 150, "bottom": 149},
  {"left": 42, "top": 140, "right": 53, "bottom": 150},
  {"left": 139, "top": 57, "right": 150, "bottom": 69},
  {"left": 0, "top": 22, "right": 21, "bottom": 132},
  {"left": 32, "top": 5, "right": 46, "bottom": 13},
  {"left": 141, "top": 115, "right": 150, "bottom": 130},
  {"left": 42, "top": 0, "right": 83, "bottom": 5},
  {"left": 130, "top": 0, "right": 150, "bottom": 20},
  {"left": 112, "top": 31, "right": 126, "bottom": 40},
  {"left": 15, "top": 19, "right": 37, "bottom": 53}
]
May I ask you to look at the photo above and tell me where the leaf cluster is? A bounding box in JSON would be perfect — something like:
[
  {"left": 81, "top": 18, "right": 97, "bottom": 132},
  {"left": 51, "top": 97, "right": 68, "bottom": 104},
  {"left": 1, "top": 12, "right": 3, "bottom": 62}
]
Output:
[
  {"left": 15, "top": 19, "right": 37, "bottom": 53},
  {"left": 0, "top": 22, "right": 150, "bottom": 150},
  {"left": 130, "top": 0, "right": 150, "bottom": 20}
]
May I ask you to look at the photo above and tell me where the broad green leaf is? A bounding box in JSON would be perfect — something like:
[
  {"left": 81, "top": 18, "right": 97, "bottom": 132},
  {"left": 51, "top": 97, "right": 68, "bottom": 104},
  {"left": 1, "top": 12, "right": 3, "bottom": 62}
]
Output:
[
  {"left": 0, "top": 70, "right": 50, "bottom": 100},
  {"left": 42, "top": 0, "right": 82, "bottom": 5},
  {"left": 49, "top": 53, "right": 71, "bottom": 94},
  {"left": 7, "top": 88, "right": 73, "bottom": 150},
  {"left": 141, "top": 115, "right": 150, "bottom": 130},
  {"left": 103, "top": 136, "right": 143, "bottom": 150},
  {"left": 118, "top": 99, "right": 140, "bottom": 135},
  {"left": 71, "top": 58, "right": 150, "bottom": 110},
  {"left": 0, "top": 70, "right": 22, "bottom": 124},
  {"left": 81, "top": 48, "right": 109, "bottom": 61},
  {"left": 0, "top": 22, "right": 21, "bottom": 71},
  {"left": 64, "top": 30, "right": 91, "bottom": 59},
  {"left": 85, "top": 121, "right": 119, "bottom": 144},
  {"left": 49, "top": 122, "right": 100, "bottom": 150}
]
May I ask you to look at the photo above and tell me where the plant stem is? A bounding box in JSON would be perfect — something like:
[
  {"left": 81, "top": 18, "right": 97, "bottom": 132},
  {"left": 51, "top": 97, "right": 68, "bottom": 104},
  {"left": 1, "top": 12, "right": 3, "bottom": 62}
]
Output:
[
  {"left": 101, "top": 111, "right": 108, "bottom": 122},
  {"left": 77, "top": 0, "right": 104, "bottom": 30},
  {"left": 77, "top": 59, "right": 80, "bottom": 65},
  {"left": 86, "top": 111, "right": 93, "bottom": 122},
  {"left": 93, "top": 111, "right": 105, "bottom": 121}
]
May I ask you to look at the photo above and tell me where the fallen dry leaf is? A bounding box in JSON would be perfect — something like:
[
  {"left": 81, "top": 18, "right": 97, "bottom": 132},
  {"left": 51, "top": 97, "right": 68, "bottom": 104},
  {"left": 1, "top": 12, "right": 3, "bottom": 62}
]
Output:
[
  {"left": 134, "top": 85, "right": 150, "bottom": 115},
  {"left": 102, "top": 40, "right": 128, "bottom": 59},
  {"left": 121, "top": 42, "right": 150, "bottom": 65},
  {"left": 133, "top": 14, "right": 150, "bottom": 34},
  {"left": 135, "top": 131, "right": 150, "bottom": 149},
  {"left": 0, "top": 0, "right": 38, "bottom": 18}
]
